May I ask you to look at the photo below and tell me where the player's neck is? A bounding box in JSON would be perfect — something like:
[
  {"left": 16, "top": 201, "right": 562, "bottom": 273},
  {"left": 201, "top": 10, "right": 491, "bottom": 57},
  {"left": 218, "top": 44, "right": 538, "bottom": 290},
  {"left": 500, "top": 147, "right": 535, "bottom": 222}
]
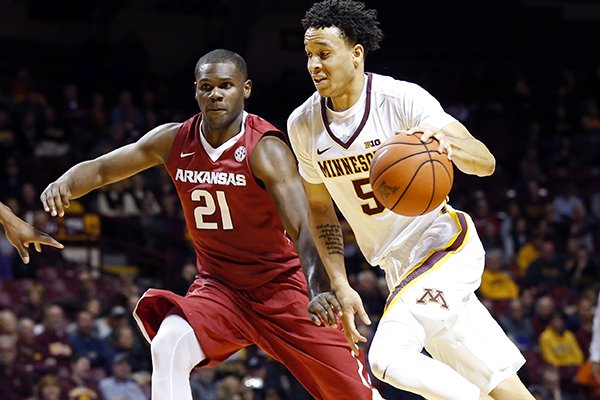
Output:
[
  {"left": 201, "top": 113, "right": 244, "bottom": 147},
  {"left": 329, "top": 73, "right": 365, "bottom": 112}
]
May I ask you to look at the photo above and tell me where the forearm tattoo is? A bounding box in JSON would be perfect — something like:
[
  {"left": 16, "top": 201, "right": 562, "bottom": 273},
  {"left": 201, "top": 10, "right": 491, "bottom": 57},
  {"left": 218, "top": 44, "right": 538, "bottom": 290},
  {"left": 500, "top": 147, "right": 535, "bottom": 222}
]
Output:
[{"left": 316, "top": 224, "right": 344, "bottom": 256}]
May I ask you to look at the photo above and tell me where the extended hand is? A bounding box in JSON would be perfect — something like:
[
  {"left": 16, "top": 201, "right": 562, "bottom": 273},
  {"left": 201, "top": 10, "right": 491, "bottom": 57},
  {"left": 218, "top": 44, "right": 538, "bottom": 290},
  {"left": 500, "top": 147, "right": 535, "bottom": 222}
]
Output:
[
  {"left": 308, "top": 291, "right": 342, "bottom": 328},
  {"left": 41, "top": 180, "right": 72, "bottom": 217},
  {"left": 3, "top": 213, "right": 63, "bottom": 264},
  {"left": 335, "top": 286, "right": 371, "bottom": 356},
  {"left": 402, "top": 125, "right": 452, "bottom": 160}
]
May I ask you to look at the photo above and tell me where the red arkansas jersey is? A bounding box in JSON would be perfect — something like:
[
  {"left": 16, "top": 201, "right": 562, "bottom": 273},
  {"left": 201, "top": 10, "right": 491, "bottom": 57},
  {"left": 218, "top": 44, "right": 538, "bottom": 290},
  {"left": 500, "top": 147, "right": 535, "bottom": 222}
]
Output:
[{"left": 166, "top": 112, "right": 301, "bottom": 290}]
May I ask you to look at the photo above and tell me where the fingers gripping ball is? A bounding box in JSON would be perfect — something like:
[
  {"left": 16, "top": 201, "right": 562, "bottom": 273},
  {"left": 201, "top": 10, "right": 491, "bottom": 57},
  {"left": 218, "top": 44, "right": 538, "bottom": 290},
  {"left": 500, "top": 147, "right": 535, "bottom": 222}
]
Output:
[{"left": 369, "top": 133, "right": 453, "bottom": 216}]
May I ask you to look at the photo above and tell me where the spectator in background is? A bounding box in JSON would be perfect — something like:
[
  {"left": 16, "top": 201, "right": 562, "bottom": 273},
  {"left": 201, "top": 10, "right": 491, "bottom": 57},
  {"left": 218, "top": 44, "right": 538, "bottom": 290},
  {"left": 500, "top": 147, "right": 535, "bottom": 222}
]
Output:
[
  {"left": 15, "top": 317, "right": 54, "bottom": 382},
  {"left": 96, "top": 181, "right": 138, "bottom": 218},
  {"left": 472, "top": 197, "right": 501, "bottom": 249},
  {"left": 539, "top": 312, "right": 584, "bottom": 368},
  {"left": 479, "top": 248, "right": 519, "bottom": 301},
  {"left": 0, "top": 309, "right": 18, "bottom": 335},
  {"left": 528, "top": 367, "right": 565, "bottom": 400},
  {"left": 190, "top": 366, "right": 218, "bottom": 400},
  {"left": 564, "top": 244, "right": 598, "bottom": 290},
  {"left": 532, "top": 295, "right": 557, "bottom": 337},
  {"left": 104, "top": 306, "right": 133, "bottom": 349},
  {"left": 35, "top": 373, "right": 63, "bottom": 400},
  {"left": 34, "top": 106, "right": 70, "bottom": 158},
  {"left": 70, "top": 310, "right": 113, "bottom": 372},
  {"left": 129, "top": 175, "right": 161, "bottom": 217},
  {"left": 0, "top": 333, "right": 35, "bottom": 400},
  {"left": 110, "top": 91, "right": 143, "bottom": 134},
  {"left": 61, "top": 355, "right": 100, "bottom": 400},
  {"left": 499, "top": 298, "right": 535, "bottom": 352},
  {"left": 521, "top": 180, "right": 549, "bottom": 225},
  {"left": 499, "top": 200, "right": 527, "bottom": 263},
  {"left": 216, "top": 375, "right": 244, "bottom": 400},
  {"left": 110, "top": 325, "right": 150, "bottom": 374},
  {"left": 20, "top": 282, "right": 46, "bottom": 322},
  {"left": 98, "top": 353, "right": 146, "bottom": 400},
  {"left": 34, "top": 304, "right": 73, "bottom": 376},
  {"left": 553, "top": 184, "right": 584, "bottom": 224},
  {"left": 525, "top": 240, "right": 567, "bottom": 291},
  {"left": 516, "top": 229, "right": 543, "bottom": 279},
  {"left": 88, "top": 92, "right": 109, "bottom": 132},
  {"left": 83, "top": 297, "right": 111, "bottom": 340}
]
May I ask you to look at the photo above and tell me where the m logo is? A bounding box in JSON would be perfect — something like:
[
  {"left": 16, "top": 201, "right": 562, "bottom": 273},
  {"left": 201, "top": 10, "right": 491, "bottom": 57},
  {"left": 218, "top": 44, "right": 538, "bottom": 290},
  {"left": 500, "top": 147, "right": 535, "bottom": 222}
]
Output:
[{"left": 416, "top": 288, "right": 448, "bottom": 309}]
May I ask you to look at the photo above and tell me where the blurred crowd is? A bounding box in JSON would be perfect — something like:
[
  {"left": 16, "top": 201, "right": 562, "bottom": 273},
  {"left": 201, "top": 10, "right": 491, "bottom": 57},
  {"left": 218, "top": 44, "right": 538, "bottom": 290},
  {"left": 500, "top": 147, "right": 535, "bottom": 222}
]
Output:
[{"left": 1, "top": 38, "right": 600, "bottom": 400}]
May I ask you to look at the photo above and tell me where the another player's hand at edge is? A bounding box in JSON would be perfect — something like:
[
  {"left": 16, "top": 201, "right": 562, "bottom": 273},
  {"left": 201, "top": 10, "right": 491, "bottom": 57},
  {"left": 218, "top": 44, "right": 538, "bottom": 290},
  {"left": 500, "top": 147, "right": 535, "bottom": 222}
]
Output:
[
  {"left": 2, "top": 212, "right": 63, "bottom": 264},
  {"left": 40, "top": 180, "right": 72, "bottom": 217},
  {"left": 308, "top": 291, "right": 342, "bottom": 328},
  {"left": 401, "top": 125, "right": 453, "bottom": 160},
  {"left": 335, "top": 285, "right": 371, "bottom": 356}
]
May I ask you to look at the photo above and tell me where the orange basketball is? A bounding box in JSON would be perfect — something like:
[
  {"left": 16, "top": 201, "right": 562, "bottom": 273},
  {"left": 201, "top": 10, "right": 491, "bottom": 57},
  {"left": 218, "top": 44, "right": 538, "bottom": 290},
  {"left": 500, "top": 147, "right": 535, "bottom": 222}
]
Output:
[{"left": 369, "top": 133, "right": 453, "bottom": 216}]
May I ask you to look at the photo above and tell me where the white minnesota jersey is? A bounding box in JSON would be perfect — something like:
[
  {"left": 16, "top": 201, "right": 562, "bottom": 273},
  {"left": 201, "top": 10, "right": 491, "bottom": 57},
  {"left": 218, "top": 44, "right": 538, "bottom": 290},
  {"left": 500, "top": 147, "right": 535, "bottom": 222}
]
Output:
[{"left": 288, "top": 73, "right": 457, "bottom": 268}]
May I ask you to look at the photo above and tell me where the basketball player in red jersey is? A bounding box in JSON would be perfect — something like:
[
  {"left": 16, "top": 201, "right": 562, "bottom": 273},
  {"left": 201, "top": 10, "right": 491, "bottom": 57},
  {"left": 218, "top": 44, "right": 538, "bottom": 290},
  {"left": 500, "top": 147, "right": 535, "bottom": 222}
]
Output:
[{"left": 40, "top": 49, "right": 382, "bottom": 400}]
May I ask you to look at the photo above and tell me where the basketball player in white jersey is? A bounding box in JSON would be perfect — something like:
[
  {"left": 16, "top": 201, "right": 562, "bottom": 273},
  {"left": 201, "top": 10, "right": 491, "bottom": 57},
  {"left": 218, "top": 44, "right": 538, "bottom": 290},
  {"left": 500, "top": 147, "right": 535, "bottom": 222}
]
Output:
[{"left": 288, "top": 1, "right": 534, "bottom": 399}]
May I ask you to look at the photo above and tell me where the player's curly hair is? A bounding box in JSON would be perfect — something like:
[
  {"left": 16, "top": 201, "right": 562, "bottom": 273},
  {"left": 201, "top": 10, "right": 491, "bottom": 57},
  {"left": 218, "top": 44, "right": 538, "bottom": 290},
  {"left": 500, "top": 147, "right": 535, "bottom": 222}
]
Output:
[{"left": 302, "top": 0, "right": 383, "bottom": 53}]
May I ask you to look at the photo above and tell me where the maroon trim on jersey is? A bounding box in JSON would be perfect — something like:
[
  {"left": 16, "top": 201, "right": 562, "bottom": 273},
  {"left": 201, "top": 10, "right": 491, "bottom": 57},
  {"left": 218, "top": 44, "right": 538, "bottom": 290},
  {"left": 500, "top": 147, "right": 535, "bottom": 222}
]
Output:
[{"left": 320, "top": 73, "right": 373, "bottom": 150}]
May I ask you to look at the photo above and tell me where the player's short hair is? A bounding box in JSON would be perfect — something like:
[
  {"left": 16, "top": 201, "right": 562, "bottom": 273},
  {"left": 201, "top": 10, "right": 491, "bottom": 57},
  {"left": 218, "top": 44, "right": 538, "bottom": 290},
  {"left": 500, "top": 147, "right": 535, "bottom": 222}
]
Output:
[
  {"left": 302, "top": 0, "right": 383, "bottom": 53},
  {"left": 195, "top": 49, "right": 248, "bottom": 80}
]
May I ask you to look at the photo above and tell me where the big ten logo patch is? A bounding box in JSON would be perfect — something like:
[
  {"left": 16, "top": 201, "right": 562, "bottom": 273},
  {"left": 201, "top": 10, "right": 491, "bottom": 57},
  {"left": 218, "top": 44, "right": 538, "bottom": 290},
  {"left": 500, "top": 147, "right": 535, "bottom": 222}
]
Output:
[
  {"left": 416, "top": 288, "right": 448, "bottom": 309},
  {"left": 363, "top": 139, "right": 381, "bottom": 149}
]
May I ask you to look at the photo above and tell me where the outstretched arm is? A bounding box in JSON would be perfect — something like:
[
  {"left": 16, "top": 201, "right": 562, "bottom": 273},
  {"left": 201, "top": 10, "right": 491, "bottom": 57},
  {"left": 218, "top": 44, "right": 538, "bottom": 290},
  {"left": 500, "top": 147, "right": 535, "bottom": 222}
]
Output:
[
  {"left": 41, "top": 123, "right": 180, "bottom": 217},
  {"left": 251, "top": 135, "right": 342, "bottom": 327},
  {"left": 0, "top": 202, "right": 63, "bottom": 264},
  {"left": 301, "top": 180, "right": 371, "bottom": 356}
]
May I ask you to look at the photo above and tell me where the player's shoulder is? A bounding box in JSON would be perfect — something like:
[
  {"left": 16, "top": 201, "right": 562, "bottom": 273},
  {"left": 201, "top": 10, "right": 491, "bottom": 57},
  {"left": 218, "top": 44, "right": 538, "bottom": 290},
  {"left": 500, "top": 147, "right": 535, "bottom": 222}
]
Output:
[
  {"left": 371, "top": 73, "right": 429, "bottom": 100},
  {"left": 246, "top": 112, "right": 281, "bottom": 134},
  {"left": 287, "top": 92, "right": 321, "bottom": 129}
]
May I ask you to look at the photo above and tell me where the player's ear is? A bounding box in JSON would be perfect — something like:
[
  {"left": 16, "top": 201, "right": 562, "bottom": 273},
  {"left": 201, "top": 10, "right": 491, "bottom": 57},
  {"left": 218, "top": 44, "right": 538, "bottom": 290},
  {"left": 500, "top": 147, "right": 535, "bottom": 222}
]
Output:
[
  {"left": 352, "top": 44, "right": 364, "bottom": 68},
  {"left": 244, "top": 79, "right": 252, "bottom": 99},
  {"left": 193, "top": 81, "right": 198, "bottom": 99}
]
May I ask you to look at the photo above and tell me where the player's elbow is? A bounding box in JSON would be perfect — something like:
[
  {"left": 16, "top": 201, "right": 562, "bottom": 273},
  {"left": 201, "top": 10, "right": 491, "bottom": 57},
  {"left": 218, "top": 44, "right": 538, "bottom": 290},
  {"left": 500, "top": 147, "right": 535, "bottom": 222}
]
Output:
[
  {"left": 483, "top": 154, "right": 496, "bottom": 176},
  {"left": 479, "top": 155, "right": 495, "bottom": 177}
]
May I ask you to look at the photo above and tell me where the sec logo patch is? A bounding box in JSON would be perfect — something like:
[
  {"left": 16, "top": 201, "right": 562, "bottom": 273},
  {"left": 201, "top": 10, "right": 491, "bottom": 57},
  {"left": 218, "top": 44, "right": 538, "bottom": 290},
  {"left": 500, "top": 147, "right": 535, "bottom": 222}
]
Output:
[{"left": 234, "top": 146, "right": 247, "bottom": 162}]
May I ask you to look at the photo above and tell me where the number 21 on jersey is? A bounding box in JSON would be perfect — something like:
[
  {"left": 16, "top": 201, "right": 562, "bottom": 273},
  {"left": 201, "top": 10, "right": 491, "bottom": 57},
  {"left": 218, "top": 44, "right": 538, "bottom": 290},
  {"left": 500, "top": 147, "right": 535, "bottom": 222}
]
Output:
[{"left": 191, "top": 189, "right": 233, "bottom": 230}]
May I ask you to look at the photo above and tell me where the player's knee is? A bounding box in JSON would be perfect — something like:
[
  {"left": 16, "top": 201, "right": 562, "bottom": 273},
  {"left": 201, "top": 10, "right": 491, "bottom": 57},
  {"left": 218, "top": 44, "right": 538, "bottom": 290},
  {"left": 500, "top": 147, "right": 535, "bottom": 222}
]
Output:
[
  {"left": 368, "top": 341, "right": 396, "bottom": 381},
  {"left": 368, "top": 338, "right": 417, "bottom": 381},
  {"left": 150, "top": 328, "right": 172, "bottom": 362},
  {"left": 369, "top": 355, "right": 387, "bottom": 381}
]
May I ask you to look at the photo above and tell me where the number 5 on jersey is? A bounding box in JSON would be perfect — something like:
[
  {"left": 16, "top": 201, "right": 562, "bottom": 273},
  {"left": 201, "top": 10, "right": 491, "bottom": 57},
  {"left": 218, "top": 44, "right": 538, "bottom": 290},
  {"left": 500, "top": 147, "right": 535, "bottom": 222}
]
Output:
[{"left": 191, "top": 189, "right": 233, "bottom": 230}]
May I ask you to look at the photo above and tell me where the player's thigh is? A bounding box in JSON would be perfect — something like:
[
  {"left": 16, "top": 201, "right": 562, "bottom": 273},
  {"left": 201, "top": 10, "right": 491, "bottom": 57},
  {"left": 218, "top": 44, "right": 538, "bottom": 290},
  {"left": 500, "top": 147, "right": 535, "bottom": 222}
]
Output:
[
  {"left": 424, "top": 296, "right": 525, "bottom": 394},
  {"left": 251, "top": 279, "right": 376, "bottom": 398},
  {"left": 136, "top": 282, "right": 254, "bottom": 364}
]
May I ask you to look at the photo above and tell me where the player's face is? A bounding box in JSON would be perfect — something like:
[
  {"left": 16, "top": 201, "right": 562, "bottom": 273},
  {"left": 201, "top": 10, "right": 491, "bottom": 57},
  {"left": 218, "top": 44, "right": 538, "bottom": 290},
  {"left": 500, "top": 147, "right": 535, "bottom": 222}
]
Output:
[
  {"left": 304, "top": 26, "right": 363, "bottom": 98},
  {"left": 195, "top": 62, "right": 251, "bottom": 131}
]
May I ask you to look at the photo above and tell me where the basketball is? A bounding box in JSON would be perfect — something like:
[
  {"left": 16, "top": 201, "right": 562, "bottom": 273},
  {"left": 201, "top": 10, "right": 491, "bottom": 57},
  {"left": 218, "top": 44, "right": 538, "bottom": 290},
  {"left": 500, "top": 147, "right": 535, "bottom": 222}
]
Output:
[{"left": 369, "top": 133, "right": 453, "bottom": 216}]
